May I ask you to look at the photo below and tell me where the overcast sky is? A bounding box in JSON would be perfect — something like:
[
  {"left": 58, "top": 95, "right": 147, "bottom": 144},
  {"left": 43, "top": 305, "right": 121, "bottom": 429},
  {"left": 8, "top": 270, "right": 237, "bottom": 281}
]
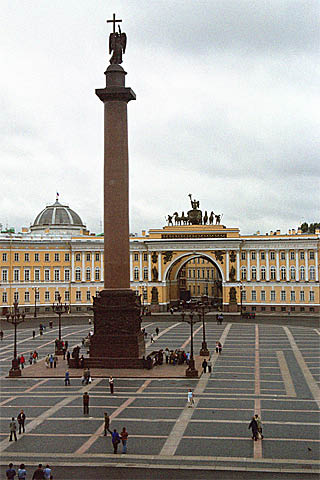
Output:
[{"left": 1, "top": 0, "right": 319, "bottom": 236}]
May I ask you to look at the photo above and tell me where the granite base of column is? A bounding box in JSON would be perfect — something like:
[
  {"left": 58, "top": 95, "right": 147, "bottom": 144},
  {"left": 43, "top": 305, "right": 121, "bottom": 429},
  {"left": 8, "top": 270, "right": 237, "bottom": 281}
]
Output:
[{"left": 87, "top": 289, "right": 145, "bottom": 369}]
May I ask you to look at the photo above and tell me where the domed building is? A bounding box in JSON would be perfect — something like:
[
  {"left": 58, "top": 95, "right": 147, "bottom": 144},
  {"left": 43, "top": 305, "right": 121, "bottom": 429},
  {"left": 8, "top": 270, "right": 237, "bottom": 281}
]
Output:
[{"left": 30, "top": 198, "right": 87, "bottom": 235}]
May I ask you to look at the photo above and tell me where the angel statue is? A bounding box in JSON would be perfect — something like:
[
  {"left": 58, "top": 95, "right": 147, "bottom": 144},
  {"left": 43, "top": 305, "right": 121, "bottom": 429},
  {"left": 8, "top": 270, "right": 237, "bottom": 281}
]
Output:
[{"left": 109, "top": 25, "right": 126, "bottom": 64}]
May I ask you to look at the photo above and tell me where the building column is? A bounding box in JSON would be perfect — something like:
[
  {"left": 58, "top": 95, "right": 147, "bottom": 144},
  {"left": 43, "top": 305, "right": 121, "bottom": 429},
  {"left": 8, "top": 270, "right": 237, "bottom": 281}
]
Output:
[
  {"left": 158, "top": 253, "right": 162, "bottom": 281},
  {"left": 315, "top": 251, "right": 319, "bottom": 281},
  {"left": 100, "top": 254, "right": 104, "bottom": 282},
  {"left": 226, "top": 251, "right": 230, "bottom": 281},
  {"left": 247, "top": 252, "right": 251, "bottom": 281},
  {"left": 236, "top": 252, "right": 240, "bottom": 281},
  {"left": 71, "top": 252, "right": 75, "bottom": 282},
  {"left": 256, "top": 250, "right": 260, "bottom": 281},
  {"left": 91, "top": 253, "right": 94, "bottom": 282},
  {"left": 129, "top": 253, "right": 133, "bottom": 282},
  {"left": 286, "top": 251, "right": 290, "bottom": 281},
  {"left": 305, "top": 250, "right": 308, "bottom": 281},
  {"left": 148, "top": 253, "right": 152, "bottom": 281},
  {"left": 266, "top": 251, "right": 270, "bottom": 281},
  {"left": 139, "top": 252, "right": 143, "bottom": 281},
  {"left": 82, "top": 253, "right": 85, "bottom": 282},
  {"left": 295, "top": 251, "right": 299, "bottom": 281},
  {"left": 276, "top": 251, "right": 280, "bottom": 281}
]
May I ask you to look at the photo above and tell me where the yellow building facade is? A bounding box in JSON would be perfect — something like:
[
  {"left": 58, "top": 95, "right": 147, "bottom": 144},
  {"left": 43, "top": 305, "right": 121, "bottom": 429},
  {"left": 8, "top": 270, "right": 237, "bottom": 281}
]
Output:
[{"left": 0, "top": 200, "right": 319, "bottom": 314}]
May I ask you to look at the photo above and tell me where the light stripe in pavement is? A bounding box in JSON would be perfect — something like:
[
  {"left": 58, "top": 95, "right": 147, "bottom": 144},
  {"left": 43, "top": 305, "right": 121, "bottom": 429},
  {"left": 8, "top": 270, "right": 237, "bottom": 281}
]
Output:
[{"left": 276, "top": 351, "right": 296, "bottom": 397}]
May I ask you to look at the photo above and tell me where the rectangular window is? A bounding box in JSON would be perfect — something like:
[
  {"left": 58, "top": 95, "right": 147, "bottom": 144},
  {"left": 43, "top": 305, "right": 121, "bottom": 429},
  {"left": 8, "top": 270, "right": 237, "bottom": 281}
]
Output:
[
  {"left": 75, "top": 253, "right": 81, "bottom": 261},
  {"left": 133, "top": 268, "right": 139, "bottom": 280},
  {"left": 24, "top": 253, "right": 30, "bottom": 262},
  {"left": 44, "top": 270, "right": 50, "bottom": 281},
  {"left": 65, "top": 291, "right": 70, "bottom": 301},
  {"left": 34, "top": 269, "right": 40, "bottom": 281},
  {"left": 309, "top": 291, "right": 314, "bottom": 302},
  {"left": 270, "top": 251, "right": 275, "bottom": 260},
  {"left": 280, "top": 251, "right": 285, "bottom": 260},
  {"left": 281, "top": 290, "right": 286, "bottom": 301},
  {"left": 290, "top": 251, "right": 295, "bottom": 260},
  {"left": 2, "top": 292, "right": 8, "bottom": 303},
  {"left": 143, "top": 253, "right": 148, "bottom": 262},
  {"left": 64, "top": 270, "right": 70, "bottom": 281},
  {"left": 65, "top": 253, "right": 70, "bottom": 262},
  {"left": 14, "top": 269, "right": 19, "bottom": 281},
  {"left": 290, "top": 290, "right": 295, "bottom": 301},
  {"left": 251, "top": 251, "right": 256, "bottom": 260},
  {"left": 14, "top": 292, "right": 19, "bottom": 301},
  {"left": 300, "top": 290, "right": 305, "bottom": 302},
  {"left": 55, "top": 291, "right": 60, "bottom": 301},
  {"left": 309, "top": 251, "right": 314, "bottom": 260},
  {"left": 270, "top": 290, "right": 276, "bottom": 301},
  {"left": 45, "top": 253, "right": 50, "bottom": 262},
  {"left": 24, "top": 270, "right": 30, "bottom": 281},
  {"left": 241, "top": 252, "right": 246, "bottom": 260},
  {"left": 86, "top": 290, "right": 91, "bottom": 301},
  {"left": 54, "top": 270, "right": 60, "bottom": 281},
  {"left": 14, "top": 252, "right": 19, "bottom": 262},
  {"left": 241, "top": 290, "right": 246, "bottom": 301},
  {"left": 35, "top": 290, "right": 40, "bottom": 301},
  {"left": 143, "top": 289, "right": 147, "bottom": 300},
  {"left": 34, "top": 253, "right": 39, "bottom": 262},
  {"left": 86, "top": 269, "right": 91, "bottom": 281},
  {"left": 75, "top": 269, "right": 81, "bottom": 281},
  {"left": 25, "top": 291, "right": 30, "bottom": 302},
  {"left": 54, "top": 253, "right": 60, "bottom": 262},
  {"left": 2, "top": 270, "right": 8, "bottom": 282},
  {"left": 143, "top": 268, "right": 148, "bottom": 280},
  {"left": 261, "top": 290, "right": 266, "bottom": 301},
  {"left": 86, "top": 253, "right": 91, "bottom": 261},
  {"left": 197, "top": 270, "right": 200, "bottom": 279},
  {"left": 300, "top": 251, "right": 304, "bottom": 260},
  {"left": 95, "top": 253, "right": 100, "bottom": 261},
  {"left": 76, "top": 291, "right": 81, "bottom": 301},
  {"left": 2, "top": 253, "right": 7, "bottom": 262},
  {"left": 251, "top": 290, "right": 256, "bottom": 301},
  {"left": 45, "top": 291, "right": 50, "bottom": 301},
  {"left": 260, "top": 251, "right": 265, "bottom": 260},
  {"left": 134, "top": 253, "right": 139, "bottom": 261},
  {"left": 95, "top": 269, "right": 100, "bottom": 281}
]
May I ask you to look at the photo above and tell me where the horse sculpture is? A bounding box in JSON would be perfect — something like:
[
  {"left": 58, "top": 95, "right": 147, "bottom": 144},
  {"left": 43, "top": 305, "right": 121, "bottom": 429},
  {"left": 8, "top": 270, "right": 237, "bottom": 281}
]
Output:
[
  {"left": 173, "top": 212, "right": 188, "bottom": 225},
  {"left": 209, "top": 211, "right": 215, "bottom": 225}
]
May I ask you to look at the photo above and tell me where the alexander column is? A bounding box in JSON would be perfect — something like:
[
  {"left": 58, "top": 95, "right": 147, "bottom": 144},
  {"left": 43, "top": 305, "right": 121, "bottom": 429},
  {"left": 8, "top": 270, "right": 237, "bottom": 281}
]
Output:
[{"left": 89, "top": 14, "right": 145, "bottom": 368}]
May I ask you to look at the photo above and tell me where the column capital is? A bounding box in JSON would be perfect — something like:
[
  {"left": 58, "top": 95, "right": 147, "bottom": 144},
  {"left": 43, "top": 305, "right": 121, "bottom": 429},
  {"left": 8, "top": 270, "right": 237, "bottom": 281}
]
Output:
[{"left": 96, "top": 87, "right": 136, "bottom": 103}]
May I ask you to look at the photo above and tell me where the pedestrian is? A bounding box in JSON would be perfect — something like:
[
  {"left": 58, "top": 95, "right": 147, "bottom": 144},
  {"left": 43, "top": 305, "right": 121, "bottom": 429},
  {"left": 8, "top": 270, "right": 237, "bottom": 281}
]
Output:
[
  {"left": 79, "top": 355, "right": 85, "bottom": 369},
  {"left": 207, "top": 357, "right": 212, "bottom": 373},
  {"left": 111, "top": 429, "right": 121, "bottom": 454},
  {"left": 49, "top": 354, "right": 54, "bottom": 368},
  {"left": 218, "top": 342, "right": 222, "bottom": 354},
  {"left": 32, "top": 330, "right": 36, "bottom": 338},
  {"left": 170, "top": 307, "right": 174, "bottom": 314},
  {"left": 215, "top": 341, "right": 219, "bottom": 353},
  {"left": 45, "top": 355, "right": 50, "bottom": 368},
  {"left": 31, "top": 464, "right": 45, "bottom": 479},
  {"left": 83, "top": 392, "right": 89, "bottom": 415},
  {"left": 65, "top": 370, "right": 70, "bottom": 386},
  {"left": 120, "top": 427, "right": 128, "bottom": 453},
  {"left": 62, "top": 347, "right": 66, "bottom": 360},
  {"left": 255, "top": 414, "right": 264, "bottom": 439},
  {"left": 18, "top": 463, "right": 27, "bottom": 480},
  {"left": 165, "top": 348, "right": 169, "bottom": 364},
  {"left": 6, "top": 463, "right": 16, "bottom": 479},
  {"left": 202, "top": 358, "right": 208, "bottom": 373},
  {"left": 187, "top": 389, "right": 194, "bottom": 408},
  {"left": 29, "top": 352, "right": 33, "bottom": 364},
  {"left": 248, "top": 416, "right": 259, "bottom": 441},
  {"left": 64, "top": 340, "right": 68, "bottom": 350},
  {"left": 17, "top": 410, "right": 26, "bottom": 434},
  {"left": 66, "top": 350, "right": 71, "bottom": 362},
  {"left": 103, "top": 412, "right": 111, "bottom": 436},
  {"left": 144, "top": 331, "right": 148, "bottom": 338},
  {"left": 49, "top": 320, "right": 53, "bottom": 329},
  {"left": 150, "top": 334, "right": 154, "bottom": 343},
  {"left": 43, "top": 464, "right": 52, "bottom": 480},
  {"left": 0, "top": 329, "right": 3, "bottom": 340},
  {"left": 155, "top": 327, "right": 159, "bottom": 336},
  {"left": 33, "top": 351, "right": 38, "bottom": 363},
  {"left": 53, "top": 355, "right": 58, "bottom": 368},
  {"left": 9, "top": 417, "right": 17, "bottom": 441},
  {"left": 109, "top": 375, "right": 114, "bottom": 394},
  {"left": 19, "top": 355, "right": 25, "bottom": 369}
]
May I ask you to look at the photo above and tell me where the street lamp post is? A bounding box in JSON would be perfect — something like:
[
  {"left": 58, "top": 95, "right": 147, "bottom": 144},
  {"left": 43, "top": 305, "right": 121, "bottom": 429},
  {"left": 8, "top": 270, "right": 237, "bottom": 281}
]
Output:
[
  {"left": 5, "top": 300, "right": 26, "bottom": 377},
  {"left": 52, "top": 294, "right": 69, "bottom": 355},
  {"left": 181, "top": 310, "right": 199, "bottom": 377},
  {"left": 33, "top": 286, "right": 39, "bottom": 318},
  {"left": 240, "top": 284, "right": 244, "bottom": 316},
  {"left": 197, "top": 303, "right": 210, "bottom": 356}
]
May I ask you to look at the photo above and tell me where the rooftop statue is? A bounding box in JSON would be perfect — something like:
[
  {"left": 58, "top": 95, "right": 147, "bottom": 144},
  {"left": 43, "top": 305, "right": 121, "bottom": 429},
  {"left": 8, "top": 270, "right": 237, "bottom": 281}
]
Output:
[{"left": 107, "top": 13, "right": 126, "bottom": 65}]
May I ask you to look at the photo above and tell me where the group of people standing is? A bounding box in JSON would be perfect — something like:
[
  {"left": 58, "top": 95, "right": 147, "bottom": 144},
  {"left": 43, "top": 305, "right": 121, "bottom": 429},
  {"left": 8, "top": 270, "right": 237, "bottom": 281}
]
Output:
[{"left": 6, "top": 462, "right": 53, "bottom": 479}]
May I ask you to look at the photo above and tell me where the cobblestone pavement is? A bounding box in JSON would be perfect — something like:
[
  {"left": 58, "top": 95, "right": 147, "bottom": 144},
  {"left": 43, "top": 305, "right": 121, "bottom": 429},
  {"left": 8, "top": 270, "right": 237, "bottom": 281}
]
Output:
[{"left": 0, "top": 320, "right": 319, "bottom": 479}]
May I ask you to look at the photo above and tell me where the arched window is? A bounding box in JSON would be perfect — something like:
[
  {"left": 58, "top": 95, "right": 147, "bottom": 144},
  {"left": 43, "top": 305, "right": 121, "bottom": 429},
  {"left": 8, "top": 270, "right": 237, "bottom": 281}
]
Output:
[
  {"left": 95, "top": 268, "right": 100, "bottom": 281},
  {"left": 134, "top": 267, "right": 139, "bottom": 280},
  {"left": 75, "top": 268, "right": 81, "bottom": 281},
  {"left": 280, "top": 266, "right": 286, "bottom": 280},
  {"left": 309, "top": 266, "right": 315, "bottom": 281},
  {"left": 300, "top": 266, "right": 305, "bottom": 281},
  {"left": 241, "top": 267, "right": 247, "bottom": 281},
  {"left": 261, "top": 266, "right": 266, "bottom": 280},
  {"left": 290, "top": 266, "right": 295, "bottom": 280},
  {"left": 251, "top": 267, "right": 257, "bottom": 280},
  {"left": 143, "top": 267, "right": 148, "bottom": 280},
  {"left": 86, "top": 268, "right": 91, "bottom": 281},
  {"left": 270, "top": 266, "right": 276, "bottom": 280}
]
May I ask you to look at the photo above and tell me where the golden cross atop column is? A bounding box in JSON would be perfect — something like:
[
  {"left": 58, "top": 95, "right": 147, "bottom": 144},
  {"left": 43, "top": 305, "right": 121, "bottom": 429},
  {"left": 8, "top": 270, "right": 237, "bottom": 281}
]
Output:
[{"left": 107, "top": 13, "right": 122, "bottom": 34}]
